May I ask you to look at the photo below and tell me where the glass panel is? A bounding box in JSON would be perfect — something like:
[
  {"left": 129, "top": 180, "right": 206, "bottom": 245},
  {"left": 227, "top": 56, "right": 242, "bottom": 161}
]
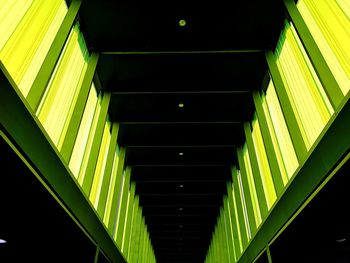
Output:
[
  {"left": 227, "top": 197, "right": 243, "bottom": 260},
  {"left": 90, "top": 121, "right": 111, "bottom": 209},
  {"left": 0, "top": 0, "right": 33, "bottom": 51},
  {"left": 36, "top": 24, "right": 89, "bottom": 148},
  {"left": 298, "top": 0, "right": 350, "bottom": 96},
  {"left": 121, "top": 190, "right": 131, "bottom": 251},
  {"left": 243, "top": 145, "right": 262, "bottom": 227},
  {"left": 103, "top": 151, "right": 119, "bottom": 226},
  {"left": 113, "top": 171, "right": 126, "bottom": 241},
  {"left": 225, "top": 200, "right": 237, "bottom": 262},
  {"left": 276, "top": 21, "right": 334, "bottom": 149},
  {"left": 0, "top": 0, "right": 67, "bottom": 96},
  {"left": 69, "top": 83, "right": 98, "bottom": 178},
  {"left": 251, "top": 119, "right": 277, "bottom": 209},
  {"left": 263, "top": 80, "right": 299, "bottom": 181},
  {"left": 76, "top": 95, "right": 102, "bottom": 185},
  {"left": 237, "top": 171, "right": 252, "bottom": 240},
  {"left": 231, "top": 185, "right": 243, "bottom": 254}
]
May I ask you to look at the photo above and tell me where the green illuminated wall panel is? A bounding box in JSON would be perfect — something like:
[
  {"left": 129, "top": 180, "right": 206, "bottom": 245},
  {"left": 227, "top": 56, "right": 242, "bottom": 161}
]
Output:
[
  {"left": 106, "top": 147, "right": 125, "bottom": 234},
  {"left": 207, "top": 6, "right": 349, "bottom": 263},
  {"left": 276, "top": 21, "right": 334, "bottom": 149},
  {"left": 232, "top": 168, "right": 249, "bottom": 249},
  {"left": 0, "top": 0, "right": 68, "bottom": 96},
  {"left": 251, "top": 119, "right": 277, "bottom": 210},
  {"left": 126, "top": 195, "right": 139, "bottom": 260},
  {"left": 224, "top": 197, "right": 236, "bottom": 262},
  {"left": 97, "top": 123, "right": 120, "bottom": 218},
  {"left": 121, "top": 183, "right": 136, "bottom": 255},
  {"left": 297, "top": 0, "right": 350, "bottom": 96},
  {"left": 90, "top": 121, "right": 112, "bottom": 209},
  {"left": 262, "top": 81, "right": 299, "bottom": 182},
  {"left": 1, "top": 2, "right": 158, "bottom": 262},
  {"left": 241, "top": 146, "right": 262, "bottom": 229},
  {"left": 114, "top": 167, "right": 131, "bottom": 246},
  {"left": 227, "top": 183, "right": 242, "bottom": 258},
  {"left": 36, "top": 23, "right": 89, "bottom": 149},
  {"left": 69, "top": 83, "right": 98, "bottom": 177}
]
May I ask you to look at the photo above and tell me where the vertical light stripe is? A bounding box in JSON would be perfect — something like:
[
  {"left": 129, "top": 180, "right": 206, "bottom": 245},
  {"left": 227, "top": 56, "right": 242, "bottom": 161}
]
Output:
[
  {"left": 103, "top": 151, "right": 119, "bottom": 226},
  {"left": 298, "top": 0, "right": 350, "bottom": 95},
  {"left": 90, "top": 121, "right": 111, "bottom": 208},
  {"left": 127, "top": 200, "right": 136, "bottom": 260},
  {"left": 69, "top": 83, "right": 98, "bottom": 177},
  {"left": 251, "top": 119, "right": 277, "bottom": 209},
  {"left": 231, "top": 185, "right": 243, "bottom": 253},
  {"left": 243, "top": 145, "right": 262, "bottom": 226},
  {"left": 114, "top": 172, "right": 126, "bottom": 241},
  {"left": 226, "top": 200, "right": 237, "bottom": 262},
  {"left": 237, "top": 171, "right": 252, "bottom": 240},
  {"left": 276, "top": 21, "right": 333, "bottom": 149},
  {"left": 36, "top": 24, "right": 89, "bottom": 148},
  {"left": 78, "top": 96, "right": 102, "bottom": 185},
  {"left": 223, "top": 210, "right": 232, "bottom": 263},
  {"left": 0, "top": 0, "right": 33, "bottom": 51},
  {"left": 0, "top": 0, "right": 67, "bottom": 96},
  {"left": 121, "top": 191, "right": 131, "bottom": 251},
  {"left": 263, "top": 81, "right": 299, "bottom": 180}
]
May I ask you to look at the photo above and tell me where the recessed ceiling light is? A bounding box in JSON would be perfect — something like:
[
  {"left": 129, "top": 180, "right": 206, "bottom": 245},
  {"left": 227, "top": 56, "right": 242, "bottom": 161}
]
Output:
[
  {"left": 336, "top": 238, "right": 347, "bottom": 243},
  {"left": 0, "top": 239, "right": 7, "bottom": 244},
  {"left": 179, "top": 184, "right": 184, "bottom": 188},
  {"left": 179, "top": 19, "right": 186, "bottom": 27},
  {"left": 178, "top": 103, "right": 184, "bottom": 108},
  {"left": 178, "top": 152, "right": 184, "bottom": 156},
  {"left": 179, "top": 207, "right": 183, "bottom": 211}
]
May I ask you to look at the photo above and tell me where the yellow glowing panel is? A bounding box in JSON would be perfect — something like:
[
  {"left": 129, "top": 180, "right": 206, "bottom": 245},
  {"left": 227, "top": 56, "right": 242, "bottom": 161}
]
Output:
[
  {"left": 337, "top": 0, "right": 350, "bottom": 19},
  {"left": 114, "top": 171, "right": 126, "bottom": 241},
  {"left": 242, "top": 145, "right": 262, "bottom": 227},
  {"left": 78, "top": 96, "right": 102, "bottom": 185},
  {"left": 263, "top": 80, "right": 299, "bottom": 180},
  {"left": 121, "top": 191, "right": 131, "bottom": 251},
  {"left": 251, "top": 119, "right": 277, "bottom": 209},
  {"left": 69, "top": 83, "right": 98, "bottom": 177},
  {"left": 89, "top": 121, "right": 111, "bottom": 209},
  {"left": 0, "top": 0, "right": 67, "bottom": 96},
  {"left": 0, "top": 0, "right": 33, "bottom": 51},
  {"left": 237, "top": 171, "right": 251, "bottom": 240},
  {"left": 276, "top": 21, "right": 333, "bottom": 149},
  {"left": 37, "top": 24, "right": 89, "bottom": 148},
  {"left": 298, "top": 0, "right": 350, "bottom": 95},
  {"left": 231, "top": 184, "right": 243, "bottom": 254},
  {"left": 226, "top": 200, "right": 237, "bottom": 261},
  {"left": 103, "top": 151, "right": 119, "bottom": 227}
]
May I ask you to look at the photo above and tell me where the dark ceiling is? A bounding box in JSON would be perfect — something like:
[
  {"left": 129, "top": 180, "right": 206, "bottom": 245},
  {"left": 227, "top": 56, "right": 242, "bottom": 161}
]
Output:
[{"left": 79, "top": 0, "right": 285, "bottom": 262}]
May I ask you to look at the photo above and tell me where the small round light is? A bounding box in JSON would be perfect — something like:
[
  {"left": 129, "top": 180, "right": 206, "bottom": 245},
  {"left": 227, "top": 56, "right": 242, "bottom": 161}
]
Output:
[
  {"left": 178, "top": 103, "right": 184, "bottom": 108},
  {"left": 178, "top": 152, "right": 184, "bottom": 156},
  {"left": 179, "top": 207, "right": 183, "bottom": 211},
  {"left": 179, "top": 184, "right": 184, "bottom": 188},
  {"left": 179, "top": 225, "right": 183, "bottom": 228},
  {"left": 179, "top": 19, "right": 186, "bottom": 27},
  {"left": 0, "top": 239, "right": 7, "bottom": 244}
]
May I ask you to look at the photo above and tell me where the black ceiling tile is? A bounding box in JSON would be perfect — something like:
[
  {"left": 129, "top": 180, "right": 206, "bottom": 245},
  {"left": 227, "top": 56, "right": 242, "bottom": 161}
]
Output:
[
  {"left": 118, "top": 122, "right": 245, "bottom": 146},
  {"left": 131, "top": 165, "right": 232, "bottom": 182},
  {"left": 126, "top": 146, "right": 237, "bottom": 166},
  {"left": 77, "top": 1, "right": 286, "bottom": 260}
]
